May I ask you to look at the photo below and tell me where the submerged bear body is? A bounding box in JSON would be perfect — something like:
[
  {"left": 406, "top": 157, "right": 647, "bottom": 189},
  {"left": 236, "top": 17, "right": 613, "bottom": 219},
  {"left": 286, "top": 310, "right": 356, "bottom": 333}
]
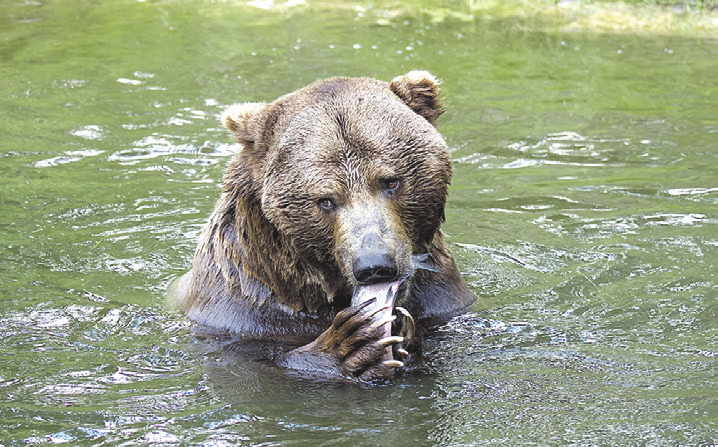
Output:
[{"left": 175, "top": 72, "right": 475, "bottom": 382}]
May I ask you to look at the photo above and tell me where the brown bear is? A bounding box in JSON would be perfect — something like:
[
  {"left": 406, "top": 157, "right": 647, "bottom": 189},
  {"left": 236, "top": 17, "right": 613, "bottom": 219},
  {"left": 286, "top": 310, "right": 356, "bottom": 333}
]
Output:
[{"left": 174, "top": 71, "right": 475, "bottom": 383}]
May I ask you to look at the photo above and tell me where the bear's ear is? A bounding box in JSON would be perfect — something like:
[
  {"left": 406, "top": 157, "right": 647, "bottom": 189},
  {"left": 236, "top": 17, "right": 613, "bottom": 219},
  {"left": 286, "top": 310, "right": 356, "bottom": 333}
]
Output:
[
  {"left": 390, "top": 70, "right": 444, "bottom": 125},
  {"left": 221, "top": 102, "right": 268, "bottom": 148}
]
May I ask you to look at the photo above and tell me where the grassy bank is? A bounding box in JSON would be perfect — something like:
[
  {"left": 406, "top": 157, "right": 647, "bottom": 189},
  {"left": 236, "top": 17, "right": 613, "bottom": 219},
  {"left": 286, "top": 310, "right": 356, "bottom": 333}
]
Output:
[
  {"left": 542, "top": 0, "right": 717, "bottom": 34},
  {"left": 412, "top": 0, "right": 718, "bottom": 35},
  {"left": 293, "top": 1, "right": 717, "bottom": 36},
  {"left": 587, "top": 0, "right": 713, "bottom": 8}
]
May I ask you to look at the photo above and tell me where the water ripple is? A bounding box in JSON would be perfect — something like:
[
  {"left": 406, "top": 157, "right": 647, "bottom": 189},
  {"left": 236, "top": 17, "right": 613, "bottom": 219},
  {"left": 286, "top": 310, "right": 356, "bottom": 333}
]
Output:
[{"left": 33, "top": 149, "right": 105, "bottom": 167}]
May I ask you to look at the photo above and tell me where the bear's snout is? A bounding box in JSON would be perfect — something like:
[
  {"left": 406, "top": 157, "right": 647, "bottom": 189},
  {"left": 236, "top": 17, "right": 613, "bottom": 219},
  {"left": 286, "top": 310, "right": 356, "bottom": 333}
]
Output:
[{"left": 352, "top": 232, "right": 399, "bottom": 284}]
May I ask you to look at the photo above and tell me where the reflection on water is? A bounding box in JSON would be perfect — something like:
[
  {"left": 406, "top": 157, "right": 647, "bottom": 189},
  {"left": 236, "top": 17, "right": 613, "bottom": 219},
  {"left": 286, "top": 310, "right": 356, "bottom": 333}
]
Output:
[{"left": 0, "top": 0, "right": 716, "bottom": 445}]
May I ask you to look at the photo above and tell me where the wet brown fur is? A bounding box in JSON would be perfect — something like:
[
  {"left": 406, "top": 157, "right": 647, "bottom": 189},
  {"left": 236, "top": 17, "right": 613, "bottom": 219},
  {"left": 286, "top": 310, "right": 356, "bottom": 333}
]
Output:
[{"left": 174, "top": 71, "right": 475, "bottom": 380}]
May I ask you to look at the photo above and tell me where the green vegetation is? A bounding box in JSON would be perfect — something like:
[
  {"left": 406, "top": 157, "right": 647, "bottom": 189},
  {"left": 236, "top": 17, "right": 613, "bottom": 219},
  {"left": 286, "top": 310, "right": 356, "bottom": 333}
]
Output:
[
  {"left": 586, "top": 0, "right": 713, "bottom": 7},
  {"left": 358, "top": 0, "right": 718, "bottom": 35},
  {"left": 544, "top": 0, "right": 717, "bottom": 34},
  {"left": 288, "top": 1, "right": 717, "bottom": 35}
]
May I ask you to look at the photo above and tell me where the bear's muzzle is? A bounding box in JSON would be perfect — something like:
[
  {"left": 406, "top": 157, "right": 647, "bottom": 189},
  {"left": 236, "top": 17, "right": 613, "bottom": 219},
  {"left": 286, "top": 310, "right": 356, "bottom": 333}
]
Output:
[{"left": 352, "top": 232, "right": 399, "bottom": 284}]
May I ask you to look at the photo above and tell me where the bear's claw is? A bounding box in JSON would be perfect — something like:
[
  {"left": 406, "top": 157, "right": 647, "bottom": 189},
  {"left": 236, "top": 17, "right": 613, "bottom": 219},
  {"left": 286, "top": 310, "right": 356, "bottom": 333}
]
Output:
[
  {"left": 371, "top": 314, "right": 397, "bottom": 329},
  {"left": 382, "top": 360, "right": 404, "bottom": 368},
  {"left": 378, "top": 335, "right": 404, "bottom": 346},
  {"left": 393, "top": 306, "right": 415, "bottom": 341}
]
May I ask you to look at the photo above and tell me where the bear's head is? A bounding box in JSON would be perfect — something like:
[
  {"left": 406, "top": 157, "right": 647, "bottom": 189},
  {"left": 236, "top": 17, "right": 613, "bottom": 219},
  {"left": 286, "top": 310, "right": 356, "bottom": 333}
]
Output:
[{"left": 219, "top": 71, "right": 452, "bottom": 313}]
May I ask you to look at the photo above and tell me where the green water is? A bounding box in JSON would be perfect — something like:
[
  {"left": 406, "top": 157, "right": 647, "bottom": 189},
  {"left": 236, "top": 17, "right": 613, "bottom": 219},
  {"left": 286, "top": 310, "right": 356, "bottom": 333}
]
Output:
[{"left": 1, "top": 1, "right": 715, "bottom": 445}]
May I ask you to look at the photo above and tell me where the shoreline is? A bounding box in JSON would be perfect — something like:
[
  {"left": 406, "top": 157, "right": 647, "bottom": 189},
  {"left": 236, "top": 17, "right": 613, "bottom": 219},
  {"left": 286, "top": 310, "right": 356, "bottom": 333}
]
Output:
[
  {"left": 418, "top": 0, "right": 718, "bottom": 36},
  {"left": 261, "top": 0, "right": 718, "bottom": 37},
  {"left": 540, "top": 0, "right": 718, "bottom": 35}
]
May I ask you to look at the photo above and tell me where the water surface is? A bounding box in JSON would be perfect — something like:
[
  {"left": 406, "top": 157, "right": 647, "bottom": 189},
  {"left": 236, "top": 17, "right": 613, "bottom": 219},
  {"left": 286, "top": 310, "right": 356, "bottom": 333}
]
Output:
[{"left": 0, "top": 1, "right": 715, "bottom": 445}]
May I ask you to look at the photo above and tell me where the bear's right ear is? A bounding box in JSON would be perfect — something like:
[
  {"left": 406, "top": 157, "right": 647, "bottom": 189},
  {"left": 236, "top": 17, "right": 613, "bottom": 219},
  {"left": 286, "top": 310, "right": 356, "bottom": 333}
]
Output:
[
  {"left": 390, "top": 70, "right": 444, "bottom": 125},
  {"left": 221, "top": 102, "right": 268, "bottom": 148}
]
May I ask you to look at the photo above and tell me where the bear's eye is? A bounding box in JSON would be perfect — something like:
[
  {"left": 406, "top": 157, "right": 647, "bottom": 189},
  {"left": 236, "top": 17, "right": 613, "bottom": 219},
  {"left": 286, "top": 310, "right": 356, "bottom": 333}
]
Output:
[
  {"left": 318, "top": 198, "right": 335, "bottom": 212},
  {"left": 382, "top": 179, "right": 401, "bottom": 194}
]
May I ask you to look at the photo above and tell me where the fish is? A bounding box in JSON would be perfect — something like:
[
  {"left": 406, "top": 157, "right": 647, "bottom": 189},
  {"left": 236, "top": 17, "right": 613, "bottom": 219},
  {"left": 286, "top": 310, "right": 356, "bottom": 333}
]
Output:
[{"left": 350, "top": 253, "right": 441, "bottom": 365}]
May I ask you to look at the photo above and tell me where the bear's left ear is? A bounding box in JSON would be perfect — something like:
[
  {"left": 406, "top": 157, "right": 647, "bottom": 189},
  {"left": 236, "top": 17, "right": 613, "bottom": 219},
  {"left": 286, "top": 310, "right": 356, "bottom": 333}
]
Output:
[
  {"left": 221, "top": 102, "right": 269, "bottom": 149},
  {"left": 390, "top": 70, "right": 444, "bottom": 125}
]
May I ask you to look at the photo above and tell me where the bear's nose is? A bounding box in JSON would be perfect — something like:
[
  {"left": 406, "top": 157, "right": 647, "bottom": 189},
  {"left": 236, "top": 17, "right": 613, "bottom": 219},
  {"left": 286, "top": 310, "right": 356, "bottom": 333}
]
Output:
[
  {"left": 353, "top": 233, "right": 398, "bottom": 284},
  {"left": 353, "top": 252, "right": 398, "bottom": 284}
]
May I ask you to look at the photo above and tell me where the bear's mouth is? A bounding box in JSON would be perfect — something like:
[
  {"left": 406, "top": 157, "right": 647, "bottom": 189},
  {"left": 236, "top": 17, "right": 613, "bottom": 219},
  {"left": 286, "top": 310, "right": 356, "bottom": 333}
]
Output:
[{"left": 349, "top": 254, "right": 438, "bottom": 364}]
